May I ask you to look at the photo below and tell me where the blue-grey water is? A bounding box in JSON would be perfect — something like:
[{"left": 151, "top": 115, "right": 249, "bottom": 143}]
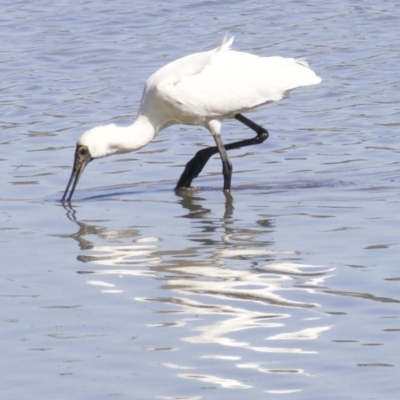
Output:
[{"left": 1, "top": 1, "right": 399, "bottom": 399}]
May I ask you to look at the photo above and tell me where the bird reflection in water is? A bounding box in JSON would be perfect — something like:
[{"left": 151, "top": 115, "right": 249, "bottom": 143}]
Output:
[{"left": 61, "top": 196, "right": 333, "bottom": 361}]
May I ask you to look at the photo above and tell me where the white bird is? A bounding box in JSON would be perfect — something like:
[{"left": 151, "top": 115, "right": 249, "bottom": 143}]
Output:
[{"left": 62, "top": 36, "right": 321, "bottom": 202}]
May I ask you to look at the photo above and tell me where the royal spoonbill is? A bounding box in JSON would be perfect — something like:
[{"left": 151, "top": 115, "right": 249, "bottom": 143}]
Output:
[{"left": 62, "top": 36, "right": 321, "bottom": 202}]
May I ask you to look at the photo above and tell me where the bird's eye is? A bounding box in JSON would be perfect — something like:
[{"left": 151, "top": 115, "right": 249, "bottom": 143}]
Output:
[{"left": 79, "top": 147, "right": 87, "bottom": 155}]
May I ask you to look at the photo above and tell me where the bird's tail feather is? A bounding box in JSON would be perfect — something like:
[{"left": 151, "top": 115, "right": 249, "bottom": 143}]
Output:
[{"left": 221, "top": 33, "right": 234, "bottom": 50}]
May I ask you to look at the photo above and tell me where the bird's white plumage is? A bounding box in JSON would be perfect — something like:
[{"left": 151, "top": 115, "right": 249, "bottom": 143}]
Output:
[
  {"left": 64, "top": 36, "right": 321, "bottom": 201},
  {"left": 140, "top": 36, "right": 321, "bottom": 128},
  {"left": 78, "top": 36, "right": 321, "bottom": 159}
]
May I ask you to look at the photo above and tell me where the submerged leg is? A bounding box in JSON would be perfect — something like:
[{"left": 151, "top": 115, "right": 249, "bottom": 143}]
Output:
[{"left": 175, "top": 113, "right": 269, "bottom": 190}]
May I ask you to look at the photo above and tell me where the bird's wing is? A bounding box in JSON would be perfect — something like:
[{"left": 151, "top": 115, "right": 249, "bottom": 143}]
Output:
[
  {"left": 156, "top": 49, "right": 321, "bottom": 122},
  {"left": 146, "top": 36, "right": 234, "bottom": 89}
]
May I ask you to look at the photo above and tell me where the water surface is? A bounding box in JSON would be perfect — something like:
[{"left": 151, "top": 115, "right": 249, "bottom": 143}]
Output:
[{"left": 1, "top": 1, "right": 400, "bottom": 399}]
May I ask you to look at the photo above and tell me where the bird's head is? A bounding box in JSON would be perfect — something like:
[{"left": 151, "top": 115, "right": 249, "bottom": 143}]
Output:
[
  {"left": 61, "top": 142, "right": 93, "bottom": 203},
  {"left": 61, "top": 126, "right": 113, "bottom": 202},
  {"left": 61, "top": 120, "right": 153, "bottom": 202}
]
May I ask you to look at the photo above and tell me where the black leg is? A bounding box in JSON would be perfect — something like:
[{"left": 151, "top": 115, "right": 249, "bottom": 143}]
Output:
[
  {"left": 213, "top": 132, "right": 232, "bottom": 192},
  {"left": 175, "top": 146, "right": 219, "bottom": 189},
  {"left": 175, "top": 113, "right": 269, "bottom": 190}
]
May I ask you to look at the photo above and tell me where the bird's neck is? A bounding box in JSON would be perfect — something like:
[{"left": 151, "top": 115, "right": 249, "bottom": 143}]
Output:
[{"left": 108, "top": 115, "right": 158, "bottom": 155}]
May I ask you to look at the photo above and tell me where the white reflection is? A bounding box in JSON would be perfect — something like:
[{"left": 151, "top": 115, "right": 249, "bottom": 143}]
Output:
[
  {"left": 134, "top": 256, "right": 333, "bottom": 355},
  {"left": 267, "top": 326, "right": 332, "bottom": 340},
  {"left": 86, "top": 280, "right": 126, "bottom": 294},
  {"left": 78, "top": 234, "right": 333, "bottom": 357},
  {"left": 86, "top": 244, "right": 161, "bottom": 266},
  {"left": 86, "top": 280, "right": 115, "bottom": 287},
  {"left": 89, "top": 268, "right": 156, "bottom": 276},
  {"left": 66, "top": 206, "right": 334, "bottom": 392},
  {"left": 201, "top": 355, "right": 241, "bottom": 361},
  {"left": 160, "top": 363, "right": 193, "bottom": 370},
  {"left": 219, "top": 249, "right": 292, "bottom": 257},
  {"left": 162, "top": 294, "right": 318, "bottom": 355},
  {"left": 166, "top": 262, "right": 325, "bottom": 308},
  {"left": 247, "top": 346, "right": 316, "bottom": 354},
  {"left": 178, "top": 373, "right": 252, "bottom": 389}
]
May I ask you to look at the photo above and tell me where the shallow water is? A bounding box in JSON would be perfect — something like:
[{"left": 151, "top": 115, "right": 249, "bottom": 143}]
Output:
[{"left": 1, "top": 1, "right": 400, "bottom": 399}]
